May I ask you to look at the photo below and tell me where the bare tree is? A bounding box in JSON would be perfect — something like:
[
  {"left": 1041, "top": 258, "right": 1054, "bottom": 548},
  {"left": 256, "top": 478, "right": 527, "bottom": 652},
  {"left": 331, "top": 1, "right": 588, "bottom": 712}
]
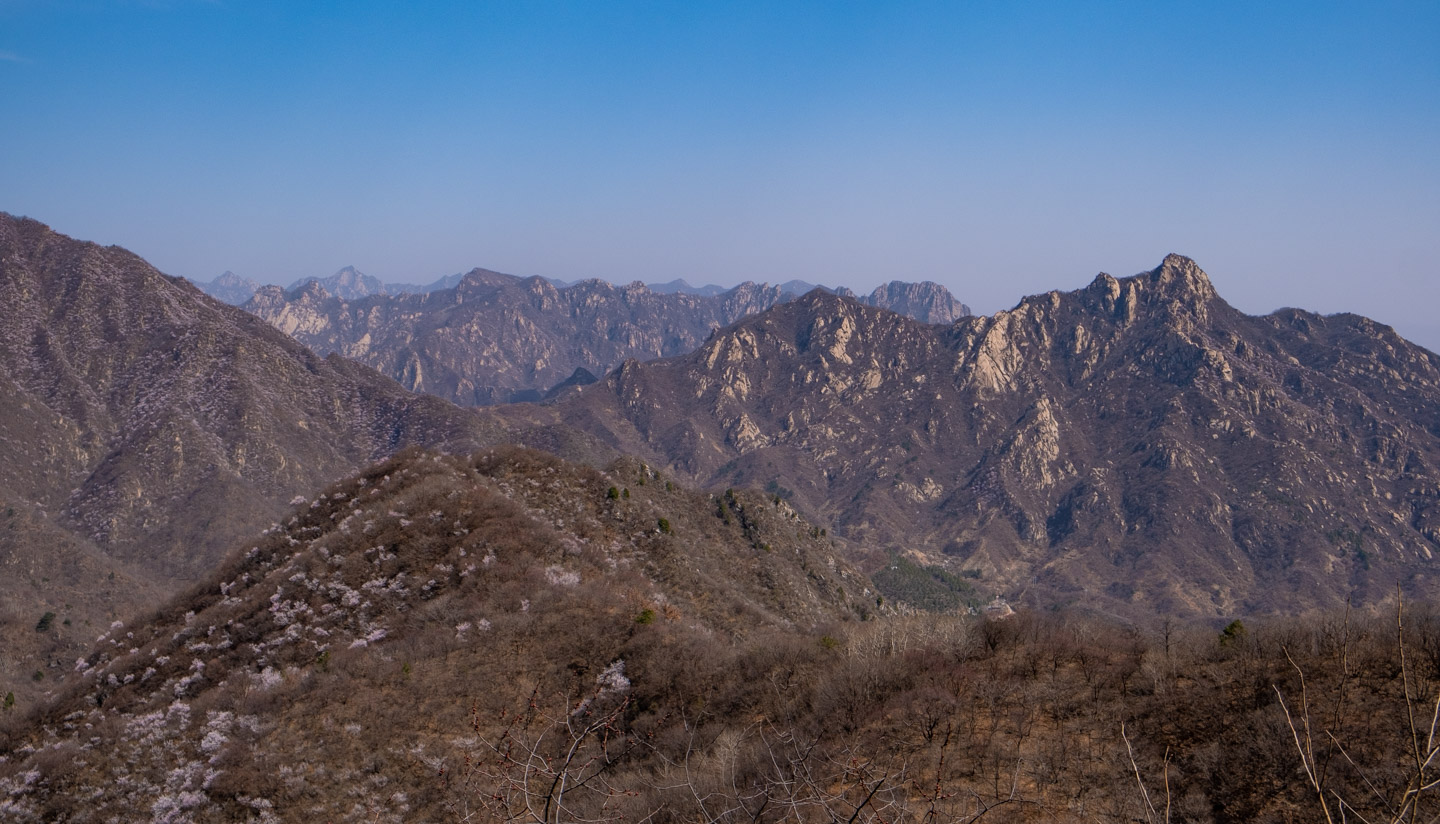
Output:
[
  {"left": 449, "top": 685, "right": 645, "bottom": 824},
  {"left": 1275, "top": 590, "right": 1440, "bottom": 824}
]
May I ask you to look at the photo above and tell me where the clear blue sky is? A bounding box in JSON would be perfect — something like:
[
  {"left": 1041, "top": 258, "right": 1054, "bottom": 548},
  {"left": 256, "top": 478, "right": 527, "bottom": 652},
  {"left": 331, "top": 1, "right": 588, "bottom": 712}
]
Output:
[{"left": 2, "top": 1, "right": 1437, "bottom": 348}]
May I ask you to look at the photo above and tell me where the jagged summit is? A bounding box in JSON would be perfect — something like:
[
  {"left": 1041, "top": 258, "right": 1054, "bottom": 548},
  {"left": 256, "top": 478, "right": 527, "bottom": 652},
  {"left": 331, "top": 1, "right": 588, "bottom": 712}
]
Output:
[
  {"left": 1082, "top": 254, "right": 1216, "bottom": 311},
  {"left": 526, "top": 254, "right": 1440, "bottom": 619},
  {"left": 294, "top": 279, "right": 330, "bottom": 300},
  {"left": 1150, "top": 253, "right": 1218, "bottom": 300},
  {"left": 190, "top": 270, "right": 262, "bottom": 304}
]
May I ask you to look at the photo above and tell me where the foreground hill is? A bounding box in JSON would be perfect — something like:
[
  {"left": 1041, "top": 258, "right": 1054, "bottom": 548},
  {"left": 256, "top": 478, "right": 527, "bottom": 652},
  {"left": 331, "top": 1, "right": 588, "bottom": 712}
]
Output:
[
  {"left": 244, "top": 270, "right": 969, "bottom": 406},
  {"left": 527, "top": 255, "right": 1440, "bottom": 619},
  {"left": 0, "top": 447, "right": 875, "bottom": 820},
  {"left": 4, "top": 449, "right": 1439, "bottom": 822},
  {"left": 0, "top": 213, "right": 503, "bottom": 582}
]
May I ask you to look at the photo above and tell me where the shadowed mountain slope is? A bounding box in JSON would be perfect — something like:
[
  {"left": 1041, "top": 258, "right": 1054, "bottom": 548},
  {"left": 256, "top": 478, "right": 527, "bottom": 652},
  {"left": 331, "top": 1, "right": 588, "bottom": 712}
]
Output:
[
  {"left": 526, "top": 255, "right": 1440, "bottom": 619},
  {"left": 0, "top": 494, "right": 163, "bottom": 712},
  {"left": 0, "top": 213, "right": 504, "bottom": 582}
]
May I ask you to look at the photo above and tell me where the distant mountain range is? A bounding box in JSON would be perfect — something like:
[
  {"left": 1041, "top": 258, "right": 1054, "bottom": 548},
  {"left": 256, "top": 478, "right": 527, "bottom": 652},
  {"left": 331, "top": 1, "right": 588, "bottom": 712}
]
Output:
[
  {"left": 241, "top": 270, "right": 970, "bottom": 406},
  {"left": 194, "top": 269, "right": 967, "bottom": 319},
  {"left": 192, "top": 266, "right": 464, "bottom": 304}
]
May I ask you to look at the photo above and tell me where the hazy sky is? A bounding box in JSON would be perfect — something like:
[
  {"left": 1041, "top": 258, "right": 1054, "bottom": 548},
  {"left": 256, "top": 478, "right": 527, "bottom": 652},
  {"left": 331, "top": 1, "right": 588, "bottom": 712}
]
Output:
[{"left": 2, "top": 2, "right": 1437, "bottom": 348}]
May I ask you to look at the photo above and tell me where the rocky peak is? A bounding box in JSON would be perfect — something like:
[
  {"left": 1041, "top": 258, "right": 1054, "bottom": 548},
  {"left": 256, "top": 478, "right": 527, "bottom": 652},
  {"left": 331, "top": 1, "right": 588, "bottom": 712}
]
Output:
[
  {"left": 522, "top": 275, "right": 563, "bottom": 309},
  {"left": 243, "top": 282, "right": 285, "bottom": 309},
  {"left": 1151, "top": 253, "right": 1218, "bottom": 301},
  {"left": 1077, "top": 254, "right": 1221, "bottom": 331},
  {"left": 778, "top": 278, "right": 831, "bottom": 296},
  {"left": 861, "top": 280, "right": 972, "bottom": 324},
  {"left": 536, "top": 252, "right": 1440, "bottom": 620},
  {"left": 294, "top": 279, "right": 331, "bottom": 302},
  {"left": 784, "top": 283, "right": 858, "bottom": 319},
  {"left": 454, "top": 267, "right": 519, "bottom": 301}
]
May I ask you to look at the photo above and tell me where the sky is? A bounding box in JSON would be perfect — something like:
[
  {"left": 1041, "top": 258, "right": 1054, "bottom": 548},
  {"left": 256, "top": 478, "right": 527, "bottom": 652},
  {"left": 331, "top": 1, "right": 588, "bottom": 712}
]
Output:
[{"left": 2, "top": 1, "right": 1438, "bottom": 348}]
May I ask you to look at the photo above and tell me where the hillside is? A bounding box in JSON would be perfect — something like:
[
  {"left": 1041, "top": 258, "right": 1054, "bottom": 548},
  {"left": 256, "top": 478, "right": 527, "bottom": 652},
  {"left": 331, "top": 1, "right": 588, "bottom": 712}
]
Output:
[
  {"left": 243, "top": 270, "right": 969, "bottom": 406},
  {"left": 4, "top": 448, "right": 1439, "bottom": 822},
  {"left": 525, "top": 255, "right": 1440, "bottom": 619},
  {"left": 0, "top": 446, "right": 876, "bottom": 820},
  {"left": 0, "top": 495, "right": 162, "bottom": 711},
  {"left": 0, "top": 213, "right": 504, "bottom": 582}
]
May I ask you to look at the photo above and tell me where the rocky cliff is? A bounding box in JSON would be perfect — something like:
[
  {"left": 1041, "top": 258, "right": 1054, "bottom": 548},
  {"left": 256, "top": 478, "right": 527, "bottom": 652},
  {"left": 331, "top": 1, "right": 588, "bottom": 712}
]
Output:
[
  {"left": 529, "top": 255, "right": 1440, "bottom": 619},
  {"left": 852, "top": 280, "right": 970, "bottom": 324}
]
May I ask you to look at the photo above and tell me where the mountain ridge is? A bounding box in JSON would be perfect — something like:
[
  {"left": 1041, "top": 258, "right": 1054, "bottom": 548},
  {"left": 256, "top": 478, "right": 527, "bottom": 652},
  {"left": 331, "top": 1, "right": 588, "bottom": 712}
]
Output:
[
  {"left": 516, "top": 253, "right": 1440, "bottom": 619},
  {"left": 0, "top": 212, "right": 505, "bottom": 583},
  {"left": 243, "top": 269, "right": 970, "bottom": 407}
]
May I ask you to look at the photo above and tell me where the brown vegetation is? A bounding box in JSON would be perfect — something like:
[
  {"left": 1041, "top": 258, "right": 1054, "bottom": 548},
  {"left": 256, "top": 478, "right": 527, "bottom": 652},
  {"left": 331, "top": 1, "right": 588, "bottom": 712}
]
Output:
[
  {"left": 1, "top": 448, "right": 1439, "bottom": 822},
  {"left": 0, "top": 455, "right": 1428, "bottom": 818}
]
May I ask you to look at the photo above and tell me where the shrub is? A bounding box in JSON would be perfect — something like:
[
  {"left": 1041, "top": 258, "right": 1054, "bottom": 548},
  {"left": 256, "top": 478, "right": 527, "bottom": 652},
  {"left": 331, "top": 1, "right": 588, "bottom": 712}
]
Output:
[
  {"left": 35, "top": 612, "right": 55, "bottom": 632},
  {"left": 872, "top": 556, "right": 978, "bottom": 612},
  {"left": 1219, "top": 619, "right": 1247, "bottom": 645}
]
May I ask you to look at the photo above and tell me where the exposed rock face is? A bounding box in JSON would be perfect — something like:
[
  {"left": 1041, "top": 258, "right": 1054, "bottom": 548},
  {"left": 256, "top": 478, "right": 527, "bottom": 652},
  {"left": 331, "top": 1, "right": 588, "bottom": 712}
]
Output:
[
  {"left": 0, "top": 214, "right": 501, "bottom": 582},
  {"left": 855, "top": 280, "right": 971, "bottom": 324},
  {"left": 243, "top": 272, "right": 971, "bottom": 406},
  {"left": 529, "top": 254, "right": 1440, "bottom": 619}
]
